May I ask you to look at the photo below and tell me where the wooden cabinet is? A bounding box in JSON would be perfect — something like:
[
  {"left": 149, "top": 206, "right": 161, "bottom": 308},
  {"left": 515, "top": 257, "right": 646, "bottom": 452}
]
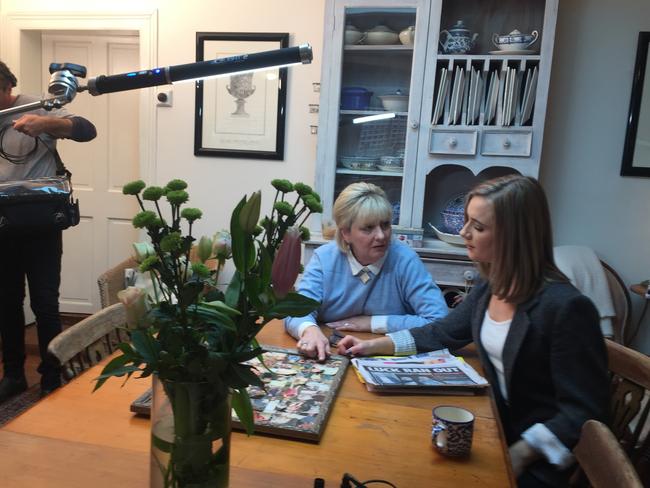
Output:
[{"left": 315, "top": 0, "right": 558, "bottom": 256}]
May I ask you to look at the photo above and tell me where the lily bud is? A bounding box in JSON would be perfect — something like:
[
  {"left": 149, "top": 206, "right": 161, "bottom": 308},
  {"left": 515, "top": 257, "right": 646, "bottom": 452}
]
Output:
[
  {"left": 132, "top": 242, "right": 155, "bottom": 264},
  {"left": 213, "top": 230, "right": 232, "bottom": 261},
  {"left": 117, "top": 286, "right": 148, "bottom": 329},
  {"left": 271, "top": 226, "right": 302, "bottom": 298},
  {"left": 197, "top": 236, "right": 213, "bottom": 263},
  {"left": 239, "top": 191, "right": 261, "bottom": 233}
]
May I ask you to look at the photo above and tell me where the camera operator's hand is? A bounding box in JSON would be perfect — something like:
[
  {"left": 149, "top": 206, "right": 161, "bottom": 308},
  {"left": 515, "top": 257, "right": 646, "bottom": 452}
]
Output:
[{"left": 13, "top": 114, "right": 73, "bottom": 138}]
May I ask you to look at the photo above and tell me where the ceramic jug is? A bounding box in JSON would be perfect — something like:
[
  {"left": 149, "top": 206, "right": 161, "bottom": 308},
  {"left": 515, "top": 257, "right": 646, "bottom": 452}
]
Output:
[
  {"left": 439, "top": 20, "right": 478, "bottom": 54},
  {"left": 399, "top": 26, "right": 415, "bottom": 45}
]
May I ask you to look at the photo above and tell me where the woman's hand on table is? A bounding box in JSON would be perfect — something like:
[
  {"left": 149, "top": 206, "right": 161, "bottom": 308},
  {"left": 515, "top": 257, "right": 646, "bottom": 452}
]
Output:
[
  {"left": 326, "top": 315, "right": 371, "bottom": 332},
  {"left": 297, "top": 326, "right": 331, "bottom": 361},
  {"left": 337, "top": 335, "right": 395, "bottom": 357}
]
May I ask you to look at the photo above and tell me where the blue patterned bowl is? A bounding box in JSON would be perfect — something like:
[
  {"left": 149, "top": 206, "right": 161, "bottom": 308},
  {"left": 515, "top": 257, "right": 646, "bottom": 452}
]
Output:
[{"left": 440, "top": 194, "right": 466, "bottom": 234}]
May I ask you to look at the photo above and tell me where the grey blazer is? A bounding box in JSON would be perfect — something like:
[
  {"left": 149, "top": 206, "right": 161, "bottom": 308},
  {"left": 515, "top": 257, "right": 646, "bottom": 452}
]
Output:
[{"left": 410, "top": 280, "right": 608, "bottom": 486}]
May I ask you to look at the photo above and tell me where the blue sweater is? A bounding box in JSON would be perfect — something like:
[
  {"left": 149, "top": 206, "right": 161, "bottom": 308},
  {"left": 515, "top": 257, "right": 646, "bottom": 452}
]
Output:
[{"left": 285, "top": 240, "right": 448, "bottom": 338}]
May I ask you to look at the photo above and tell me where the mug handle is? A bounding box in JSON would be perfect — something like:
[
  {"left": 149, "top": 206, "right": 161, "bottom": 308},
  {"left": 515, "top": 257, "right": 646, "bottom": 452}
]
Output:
[
  {"left": 432, "top": 422, "right": 448, "bottom": 451},
  {"left": 358, "top": 33, "right": 367, "bottom": 45},
  {"left": 526, "top": 30, "right": 539, "bottom": 48},
  {"left": 492, "top": 33, "right": 500, "bottom": 48}
]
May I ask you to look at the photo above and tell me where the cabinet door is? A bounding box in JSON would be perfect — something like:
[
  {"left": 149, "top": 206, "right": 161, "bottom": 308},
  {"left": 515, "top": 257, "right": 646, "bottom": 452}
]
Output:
[{"left": 315, "top": 0, "right": 431, "bottom": 229}]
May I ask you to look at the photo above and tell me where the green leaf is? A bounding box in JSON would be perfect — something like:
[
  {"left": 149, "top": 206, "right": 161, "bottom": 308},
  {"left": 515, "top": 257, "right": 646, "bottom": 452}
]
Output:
[
  {"left": 258, "top": 244, "right": 273, "bottom": 289},
  {"left": 230, "top": 196, "right": 247, "bottom": 271},
  {"left": 266, "top": 292, "right": 320, "bottom": 319},
  {"left": 93, "top": 364, "right": 141, "bottom": 390},
  {"left": 232, "top": 388, "right": 255, "bottom": 435},
  {"left": 227, "top": 363, "right": 263, "bottom": 389},
  {"left": 202, "top": 300, "right": 242, "bottom": 317},
  {"left": 151, "top": 433, "right": 174, "bottom": 453},
  {"left": 130, "top": 329, "right": 160, "bottom": 364},
  {"left": 93, "top": 353, "right": 135, "bottom": 391},
  {"left": 225, "top": 271, "right": 242, "bottom": 308}
]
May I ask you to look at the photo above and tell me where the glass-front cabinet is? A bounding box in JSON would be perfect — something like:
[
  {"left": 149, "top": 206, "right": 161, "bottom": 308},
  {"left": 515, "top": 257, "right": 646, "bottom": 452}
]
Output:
[{"left": 315, "top": 0, "right": 558, "bottom": 257}]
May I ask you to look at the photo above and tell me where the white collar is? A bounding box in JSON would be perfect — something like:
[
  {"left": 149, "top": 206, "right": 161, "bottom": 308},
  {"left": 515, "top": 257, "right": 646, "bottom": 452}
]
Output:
[{"left": 346, "top": 248, "right": 387, "bottom": 277}]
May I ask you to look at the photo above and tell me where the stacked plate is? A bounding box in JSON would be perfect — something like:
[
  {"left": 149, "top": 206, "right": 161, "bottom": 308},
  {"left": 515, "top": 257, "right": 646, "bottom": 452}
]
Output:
[{"left": 339, "top": 156, "right": 379, "bottom": 171}]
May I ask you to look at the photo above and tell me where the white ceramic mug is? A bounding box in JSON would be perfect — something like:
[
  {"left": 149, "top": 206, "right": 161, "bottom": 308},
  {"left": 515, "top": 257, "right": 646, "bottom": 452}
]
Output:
[{"left": 431, "top": 405, "right": 474, "bottom": 457}]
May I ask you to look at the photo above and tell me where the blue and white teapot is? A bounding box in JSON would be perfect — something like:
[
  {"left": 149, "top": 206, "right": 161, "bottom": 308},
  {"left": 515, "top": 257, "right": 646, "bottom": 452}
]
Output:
[{"left": 439, "top": 20, "right": 478, "bottom": 54}]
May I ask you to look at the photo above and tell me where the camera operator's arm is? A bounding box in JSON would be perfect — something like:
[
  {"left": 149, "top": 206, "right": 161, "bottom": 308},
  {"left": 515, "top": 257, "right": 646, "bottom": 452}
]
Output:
[{"left": 12, "top": 114, "right": 97, "bottom": 142}]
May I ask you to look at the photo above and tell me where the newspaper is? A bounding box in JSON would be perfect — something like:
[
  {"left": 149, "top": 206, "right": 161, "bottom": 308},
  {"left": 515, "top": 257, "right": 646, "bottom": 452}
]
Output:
[{"left": 351, "top": 350, "right": 488, "bottom": 394}]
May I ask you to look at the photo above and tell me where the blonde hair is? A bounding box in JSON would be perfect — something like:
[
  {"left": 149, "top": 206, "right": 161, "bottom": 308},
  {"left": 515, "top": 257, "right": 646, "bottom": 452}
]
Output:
[
  {"left": 332, "top": 182, "right": 392, "bottom": 251},
  {"left": 465, "top": 175, "right": 567, "bottom": 303}
]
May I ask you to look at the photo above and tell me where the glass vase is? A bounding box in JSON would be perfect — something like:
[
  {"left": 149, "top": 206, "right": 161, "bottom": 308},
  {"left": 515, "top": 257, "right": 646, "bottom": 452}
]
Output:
[{"left": 150, "top": 375, "right": 232, "bottom": 488}]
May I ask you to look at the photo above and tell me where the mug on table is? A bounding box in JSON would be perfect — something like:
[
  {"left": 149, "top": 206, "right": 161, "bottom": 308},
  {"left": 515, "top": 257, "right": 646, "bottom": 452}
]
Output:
[{"left": 431, "top": 405, "right": 475, "bottom": 457}]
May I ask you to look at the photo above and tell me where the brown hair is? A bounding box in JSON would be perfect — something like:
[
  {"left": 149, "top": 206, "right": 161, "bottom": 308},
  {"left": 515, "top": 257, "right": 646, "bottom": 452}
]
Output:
[
  {"left": 332, "top": 182, "right": 392, "bottom": 251},
  {"left": 0, "top": 61, "right": 17, "bottom": 90},
  {"left": 465, "top": 174, "right": 567, "bottom": 303}
]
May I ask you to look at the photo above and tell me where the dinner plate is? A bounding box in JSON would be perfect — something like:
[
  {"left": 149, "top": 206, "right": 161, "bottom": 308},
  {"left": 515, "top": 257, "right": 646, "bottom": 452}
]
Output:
[
  {"left": 428, "top": 223, "right": 465, "bottom": 246},
  {"left": 376, "top": 164, "right": 403, "bottom": 173},
  {"left": 522, "top": 66, "right": 538, "bottom": 124},
  {"left": 488, "top": 49, "right": 537, "bottom": 55},
  {"left": 432, "top": 68, "right": 448, "bottom": 125}
]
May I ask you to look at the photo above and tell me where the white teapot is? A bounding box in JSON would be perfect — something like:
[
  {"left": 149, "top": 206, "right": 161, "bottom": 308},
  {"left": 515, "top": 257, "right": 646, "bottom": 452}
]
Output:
[{"left": 439, "top": 20, "right": 478, "bottom": 54}]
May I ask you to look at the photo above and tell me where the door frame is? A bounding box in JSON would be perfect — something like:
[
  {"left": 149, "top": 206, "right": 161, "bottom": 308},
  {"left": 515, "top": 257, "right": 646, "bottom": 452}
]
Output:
[{"left": 0, "top": 9, "right": 158, "bottom": 183}]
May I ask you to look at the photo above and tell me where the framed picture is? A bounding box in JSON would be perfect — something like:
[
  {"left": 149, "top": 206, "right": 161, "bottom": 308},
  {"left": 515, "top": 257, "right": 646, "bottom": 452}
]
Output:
[
  {"left": 621, "top": 32, "right": 650, "bottom": 177},
  {"left": 130, "top": 346, "right": 349, "bottom": 442},
  {"left": 194, "top": 32, "right": 289, "bottom": 160}
]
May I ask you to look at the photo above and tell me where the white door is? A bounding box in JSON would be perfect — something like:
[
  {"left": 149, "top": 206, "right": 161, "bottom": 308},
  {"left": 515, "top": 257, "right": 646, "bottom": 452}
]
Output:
[{"left": 41, "top": 32, "right": 141, "bottom": 313}]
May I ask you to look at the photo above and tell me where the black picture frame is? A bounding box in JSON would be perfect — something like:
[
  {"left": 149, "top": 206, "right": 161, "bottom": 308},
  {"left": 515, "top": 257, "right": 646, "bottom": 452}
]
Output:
[
  {"left": 621, "top": 32, "right": 650, "bottom": 177},
  {"left": 194, "top": 32, "right": 289, "bottom": 160}
]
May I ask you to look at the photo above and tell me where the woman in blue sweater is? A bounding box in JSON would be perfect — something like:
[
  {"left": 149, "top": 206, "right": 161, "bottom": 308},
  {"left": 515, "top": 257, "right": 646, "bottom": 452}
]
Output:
[{"left": 285, "top": 182, "right": 448, "bottom": 360}]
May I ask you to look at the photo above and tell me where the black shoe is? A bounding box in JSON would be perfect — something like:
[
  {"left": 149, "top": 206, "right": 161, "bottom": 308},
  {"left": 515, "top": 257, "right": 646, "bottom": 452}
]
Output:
[
  {"left": 41, "top": 375, "right": 61, "bottom": 398},
  {"left": 0, "top": 376, "right": 28, "bottom": 403}
]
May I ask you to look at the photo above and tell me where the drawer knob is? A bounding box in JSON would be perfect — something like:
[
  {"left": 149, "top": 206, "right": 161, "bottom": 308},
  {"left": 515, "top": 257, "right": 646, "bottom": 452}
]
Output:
[
  {"left": 503, "top": 139, "right": 511, "bottom": 149},
  {"left": 448, "top": 137, "right": 458, "bottom": 148}
]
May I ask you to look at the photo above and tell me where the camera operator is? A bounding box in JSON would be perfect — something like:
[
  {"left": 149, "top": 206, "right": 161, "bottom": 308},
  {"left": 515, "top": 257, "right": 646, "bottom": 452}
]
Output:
[{"left": 0, "top": 60, "right": 96, "bottom": 401}]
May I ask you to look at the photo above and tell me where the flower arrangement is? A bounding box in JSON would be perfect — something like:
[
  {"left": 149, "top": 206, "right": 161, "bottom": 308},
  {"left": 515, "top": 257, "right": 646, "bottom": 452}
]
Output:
[{"left": 95, "top": 178, "right": 322, "bottom": 487}]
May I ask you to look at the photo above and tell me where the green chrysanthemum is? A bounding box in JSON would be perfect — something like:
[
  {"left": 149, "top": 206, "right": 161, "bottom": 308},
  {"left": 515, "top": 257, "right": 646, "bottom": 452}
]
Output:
[
  {"left": 139, "top": 255, "right": 159, "bottom": 272},
  {"left": 142, "top": 186, "right": 165, "bottom": 201},
  {"left": 123, "top": 180, "right": 146, "bottom": 195},
  {"left": 132, "top": 211, "right": 158, "bottom": 228},
  {"left": 302, "top": 195, "right": 323, "bottom": 213},
  {"left": 274, "top": 201, "right": 294, "bottom": 216},
  {"left": 166, "top": 190, "right": 189, "bottom": 205},
  {"left": 252, "top": 225, "right": 264, "bottom": 236},
  {"left": 160, "top": 232, "right": 183, "bottom": 252},
  {"left": 191, "top": 262, "right": 211, "bottom": 278},
  {"left": 293, "top": 182, "right": 313, "bottom": 196},
  {"left": 271, "top": 179, "right": 293, "bottom": 193},
  {"left": 299, "top": 226, "right": 310, "bottom": 241},
  {"left": 181, "top": 207, "right": 202, "bottom": 222},
  {"left": 165, "top": 179, "right": 188, "bottom": 191}
]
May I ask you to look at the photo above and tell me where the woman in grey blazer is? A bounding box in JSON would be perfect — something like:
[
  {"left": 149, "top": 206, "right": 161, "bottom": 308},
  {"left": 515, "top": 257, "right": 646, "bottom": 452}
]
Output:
[{"left": 338, "top": 175, "right": 609, "bottom": 487}]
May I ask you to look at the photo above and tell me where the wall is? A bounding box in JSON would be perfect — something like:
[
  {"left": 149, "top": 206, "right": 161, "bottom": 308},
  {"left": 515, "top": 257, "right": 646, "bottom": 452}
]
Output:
[
  {"left": 3, "top": 0, "right": 650, "bottom": 352},
  {"left": 540, "top": 0, "right": 650, "bottom": 353}
]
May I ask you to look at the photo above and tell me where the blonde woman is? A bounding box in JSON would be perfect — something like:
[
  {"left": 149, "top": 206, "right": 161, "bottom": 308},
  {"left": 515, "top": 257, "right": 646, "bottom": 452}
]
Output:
[
  {"left": 285, "top": 182, "right": 447, "bottom": 360},
  {"left": 338, "top": 175, "right": 608, "bottom": 487}
]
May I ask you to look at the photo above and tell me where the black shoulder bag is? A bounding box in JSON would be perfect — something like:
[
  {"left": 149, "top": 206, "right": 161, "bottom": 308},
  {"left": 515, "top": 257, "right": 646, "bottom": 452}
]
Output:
[{"left": 0, "top": 150, "right": 80, "bottom": 234}]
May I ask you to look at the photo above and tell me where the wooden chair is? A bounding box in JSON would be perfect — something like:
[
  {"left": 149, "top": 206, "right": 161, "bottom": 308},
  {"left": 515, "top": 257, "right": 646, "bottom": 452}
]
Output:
[
  {"left": 47, "top": 303, "right": 129, "bottom": 381},
  {"left": 606, "top": 338, "right": 650, "bottom": 485},
  {"left": 97, "top": 247, "right": 210, "bottom": 308},
  {"left": 601, "top": 261, "right": 632, "bottom": 345},
  {"left": 574, "top": 419, "right": 643, "bottom": 488},
  {"left": 97, "top": 256, "right": 138, "bottom": 308}
]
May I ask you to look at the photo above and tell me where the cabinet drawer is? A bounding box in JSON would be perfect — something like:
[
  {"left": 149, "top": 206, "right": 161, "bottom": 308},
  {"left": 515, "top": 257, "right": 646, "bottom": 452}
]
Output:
[
  {"left": 481, "top": 131, "right": 532, "bottom": 157},
  {"left": 420, "top": 257, "right": 477, "bottom": 288},
  {"left": 429, "top": 130, "right": 477, "bottom": 155}
]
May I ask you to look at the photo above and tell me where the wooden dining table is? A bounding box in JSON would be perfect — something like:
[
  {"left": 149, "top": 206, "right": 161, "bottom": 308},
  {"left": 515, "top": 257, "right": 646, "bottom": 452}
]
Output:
[{"left": 0, "top": 321, "right": 514, "bottom": 487}]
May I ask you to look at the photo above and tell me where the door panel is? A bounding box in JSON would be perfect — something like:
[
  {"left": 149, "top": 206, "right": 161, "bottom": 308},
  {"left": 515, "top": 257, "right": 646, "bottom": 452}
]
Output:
[{"left": 42, "top": 33, "right": 140, "bottom": 313}]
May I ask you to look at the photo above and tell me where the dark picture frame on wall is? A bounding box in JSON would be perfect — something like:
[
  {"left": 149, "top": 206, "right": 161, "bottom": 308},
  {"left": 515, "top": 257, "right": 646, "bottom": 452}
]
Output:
[
  {"left": 621, "top": 31, "right": 650, "bottom": 177},
  {"left": 194, "top": 32, "right": 289, "bottom": 160}
]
